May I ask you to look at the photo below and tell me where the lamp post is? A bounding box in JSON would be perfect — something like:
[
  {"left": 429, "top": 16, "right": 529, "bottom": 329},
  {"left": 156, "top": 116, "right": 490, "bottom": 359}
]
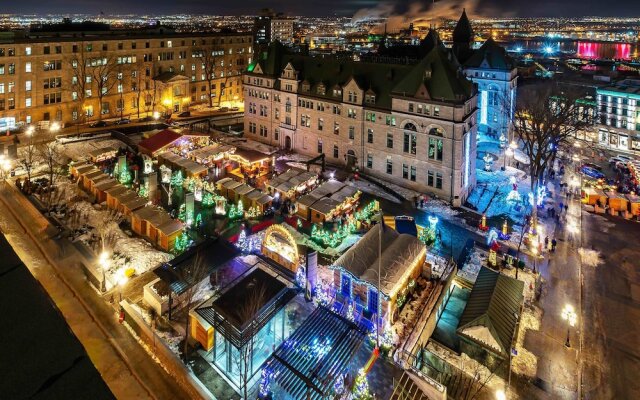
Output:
[
  {"left": 118, "top": 273, "right": 129, "bottom": 303},
  {"left": 504, "top": 147, "right": 514, "bottom": 170},
  {"left": 495, "top": 389, "right": 507, "bottom": 400},
  {"left": 99, "top": 251, "right": 110, "bottom": 292},
  {"left": 562, "top": 304, "right": 577, "bottom": 347},
  {"left": 531, "top": 245, "right": 538, "bottom": 274}
]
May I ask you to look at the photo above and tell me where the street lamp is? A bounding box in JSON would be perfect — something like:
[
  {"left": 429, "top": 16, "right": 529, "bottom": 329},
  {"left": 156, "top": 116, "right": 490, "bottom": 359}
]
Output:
[
  {"left": 117, "top": 271, "right": 129, "bottom": 303},
  {"left": 504, "top": 147, "right": 514, "bottom": 170},
  {"left": 562, "top": 304, "right": 577, "bottom": 347},
  {"left": 495, "top": 389, "right": 507, "bottom": 400},
  {"left": 531, "top": 244, "right": 538, "bottom": 274},
  {"left": 99, "top": 251, "right": 110, "bottom": 292},
  {"left": 49, "top": 122, "right": 61, "bottom": 133}
]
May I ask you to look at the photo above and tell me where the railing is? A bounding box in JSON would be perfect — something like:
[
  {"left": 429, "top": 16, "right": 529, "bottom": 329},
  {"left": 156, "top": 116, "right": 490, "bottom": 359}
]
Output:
[{"left": 279, "top": 122, "right": 297, "bottom": 131}]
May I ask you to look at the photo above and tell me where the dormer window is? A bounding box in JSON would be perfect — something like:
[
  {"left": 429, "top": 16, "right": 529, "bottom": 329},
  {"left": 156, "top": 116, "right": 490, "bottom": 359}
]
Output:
[
  {"left": 366, "top": 94, "right": 376, "bottom": 104},
  {"left": 302, "top": 82, "right": 310, "bottom": 92},
  {"left": 333, "top": 89, "right": 342, "bottom": 97},
  {"left": 317, "top": 84, "right": 325, "bottom": 95}
]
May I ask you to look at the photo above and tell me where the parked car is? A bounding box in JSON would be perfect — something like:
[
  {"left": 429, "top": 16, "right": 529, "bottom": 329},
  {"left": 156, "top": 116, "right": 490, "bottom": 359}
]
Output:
[
  {"left": 114, "top": 118, "right": 131, "bottom": 125},
  {"left": 229, "top": 107, "right": 240, "bottom": 112},
  {"left": 177, "top": 111, "right": 191, "bottom": 117},
  {"left": 581, "top": 162, "right": 602, "bottom": 171},
  {"left": 580, "top": 166, "right": 606, "bottom": 179},
  {"left": 219, "top": 107, "right": 229, "bottom": 112},
  {"left": 89, "top": 120, "right": 108, "bottom": 128}
]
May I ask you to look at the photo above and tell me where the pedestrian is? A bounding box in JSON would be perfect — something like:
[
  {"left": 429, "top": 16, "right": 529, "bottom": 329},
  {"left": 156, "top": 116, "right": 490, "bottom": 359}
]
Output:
[
  {"left": 559, "top": 201, "right": 563, "bottom": 211},
  {"left": 552, "top": 238, "right": 557, "bottom": 252},
  {"left": 564, "top": 204, "right": 568, "bottom": 213},
  {"left": 544, "top": 236, "right": 549, "bottom": 250},
  {"left": 556, "top": 214, "right": 561, "bottom": 224}
]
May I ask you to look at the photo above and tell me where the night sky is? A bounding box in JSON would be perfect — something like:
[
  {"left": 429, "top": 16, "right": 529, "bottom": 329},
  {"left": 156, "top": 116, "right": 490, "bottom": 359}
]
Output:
[{"left": 6, "top": 0, "right": 640, "bottom": 17}]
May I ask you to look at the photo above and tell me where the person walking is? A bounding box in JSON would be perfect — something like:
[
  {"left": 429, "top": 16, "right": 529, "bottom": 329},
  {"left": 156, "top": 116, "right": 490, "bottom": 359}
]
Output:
[
  {"left": 551, "top": 238, "right": 557, "bottom": 252},
  {"left": 545, "top": 236, "right": 549, "bottom": 250},
  {"left": 564, "top": 204, "right": 569, "bottom": 213}
]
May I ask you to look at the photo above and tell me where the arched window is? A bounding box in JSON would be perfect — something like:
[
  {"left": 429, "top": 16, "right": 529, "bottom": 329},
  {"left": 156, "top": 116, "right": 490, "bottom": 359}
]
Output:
[
  {"left": 429, "top": 126, "right": 444, "bottom": 137},
  {"left": 403, "top": 122, "right": 417, "bottom": 131}
]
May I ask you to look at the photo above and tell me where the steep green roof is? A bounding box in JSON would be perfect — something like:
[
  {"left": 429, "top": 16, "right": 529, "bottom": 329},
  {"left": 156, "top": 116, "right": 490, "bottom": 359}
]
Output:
[
  {"left": 247, "top": 43, "right": 475, "bottom": 109},
  {"left": 464, "top": 38, "right": 515, "bottom": 71},
  {"left": 393, "top": 47, "right": 474, "bottom": 102},
  {"left": 453, "top": 9, "right": 474, "bottom": 44},
  {"left": 456, "top": 267, "right": 524, "bottom": 357}
]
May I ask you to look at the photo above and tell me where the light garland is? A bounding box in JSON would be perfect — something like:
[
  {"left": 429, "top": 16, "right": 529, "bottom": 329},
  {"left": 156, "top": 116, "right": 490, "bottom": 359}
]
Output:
[
  {"left": 228, "top": 200, "right": 244, "bottom": 220},
  {"left": 352, "top": 368, "right": 373, "bottom": 400},
  {"left": 258, "top": 363, "right": 278, "bottom": 398}
]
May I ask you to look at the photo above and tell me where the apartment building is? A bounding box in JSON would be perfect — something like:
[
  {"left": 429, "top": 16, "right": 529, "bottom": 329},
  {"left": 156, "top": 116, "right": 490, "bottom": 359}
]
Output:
[
  {"left": 243, "top": 42, "right": 478, "bottom": 206},
  {"left": 271, "top": 17, "right": 295, "bottom": 44},
  {"left": 0, "top": 24, "right": 252, "bottom": 129},
  {"left": 596, "top": 79, "right": 640, "bottom": 153}
]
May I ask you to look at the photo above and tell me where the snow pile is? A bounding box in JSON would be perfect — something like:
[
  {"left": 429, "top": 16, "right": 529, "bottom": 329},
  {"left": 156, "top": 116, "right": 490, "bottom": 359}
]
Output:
[
  {"left": 578, "top": 248, "right": 602, "bottom": 268},
  {"left": 155, "top": 327, "right": 183, "bottom": 357},
  {"left": 457, "top": 247, "right": 486, "bottom": 283},
  {"left": 512, "top": 305, "right": 541, "bottom": 378},
  {"left": 346, "top": 179, "right": 401, "bottom": 204},
  {"left": 502, "top": 267, "right": 538, "bottom": 304}
]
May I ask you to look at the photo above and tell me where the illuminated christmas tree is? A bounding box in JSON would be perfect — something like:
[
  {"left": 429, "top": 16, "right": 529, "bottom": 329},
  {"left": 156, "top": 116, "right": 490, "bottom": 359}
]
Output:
[
  {"left": 170, "top": 170, "right": 183, "bottom": 187},
  {"left": 202, "top": 192, "right": 214, "bottom": 207},
  {"left": 352, "top": 369, "right": 372, "bottom": 400}
]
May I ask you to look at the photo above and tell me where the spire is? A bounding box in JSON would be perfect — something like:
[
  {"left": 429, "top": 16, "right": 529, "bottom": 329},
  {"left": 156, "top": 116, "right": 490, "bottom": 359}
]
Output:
[{"left": 453, "top": 8, "right": 474, "bottom": 45}]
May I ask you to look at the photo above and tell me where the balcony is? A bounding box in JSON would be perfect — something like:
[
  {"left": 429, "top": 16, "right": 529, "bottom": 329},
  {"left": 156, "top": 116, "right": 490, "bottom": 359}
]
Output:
[{"left": 279, "top": 122, "right": 297, "bottom": 131}]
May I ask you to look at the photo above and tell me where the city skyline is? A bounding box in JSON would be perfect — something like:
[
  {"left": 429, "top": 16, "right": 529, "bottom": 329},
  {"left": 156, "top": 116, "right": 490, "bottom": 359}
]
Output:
[{"left": 4, "top": 0, "right": 640, "bottom": 18}]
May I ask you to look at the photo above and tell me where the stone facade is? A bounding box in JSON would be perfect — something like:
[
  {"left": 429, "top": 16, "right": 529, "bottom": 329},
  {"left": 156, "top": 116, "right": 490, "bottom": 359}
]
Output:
[
  {"left": 243, "top": 46, "right": 478, "bottom": 206},
  {"left": 0, "top": 28, "right": 252, "bottom": 127}
]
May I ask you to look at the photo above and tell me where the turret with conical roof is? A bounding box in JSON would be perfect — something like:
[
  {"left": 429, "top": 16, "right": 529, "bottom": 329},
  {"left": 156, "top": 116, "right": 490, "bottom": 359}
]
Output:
[{"left": 452, "top": 9, "right": 475, "bottom": 63}]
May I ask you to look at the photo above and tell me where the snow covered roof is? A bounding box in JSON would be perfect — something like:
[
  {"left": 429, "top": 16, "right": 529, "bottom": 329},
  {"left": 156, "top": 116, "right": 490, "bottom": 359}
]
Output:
[
  {"left": 456, "top": 267, "right": 524, "bottom": 358},
  {"left": 332, "top": 223, "right": 425, "bottom": 296},
  {"left": 105, "top": 185, "right": 127, "bottom": 196},
  {"left": 256, "top": 194, "right": 273, "bottom": 205},
  {"left": 122, "top": 197, "right": 148, "bottom": 212},
  {"left": 310, "top": 197, "right": 340, "bottom": 215},
  {"left": 221, "top": 179, "right": 242, "bottom": 190},
  {"left": 245, "top": 189, "right": 264, "bottom": 201},
  {"left": 234, "top": 184, "right": 255, "bottom": 196},
  {"left": 138, "top": 129, "right": 182, "bottom": 155},
  {"left": 157, "top": 219, "right": 184, "bottom": 236}
]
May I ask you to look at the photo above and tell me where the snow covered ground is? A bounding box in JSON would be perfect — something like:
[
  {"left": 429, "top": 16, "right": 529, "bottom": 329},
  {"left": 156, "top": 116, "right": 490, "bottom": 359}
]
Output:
[
  {"left": 346, "top": 179, "right": 401, "bottom": 204},
  {"left": 68, "top": 201, "right": 173, "bottom": 289},
  {"left": 361, "top": 175, "right": 420, "bottom": 202},
  {"left": 277, "top": 153, "right": 312, "bottom": 162},
  {"left": 417, "top": 198, "right": 460, "bottom": 219},
  {"left": 467, "top": 166, "right": 532, "bottom": 221},
  {"left": 45, "top": 179, "right": 172, "bottom": 290}
]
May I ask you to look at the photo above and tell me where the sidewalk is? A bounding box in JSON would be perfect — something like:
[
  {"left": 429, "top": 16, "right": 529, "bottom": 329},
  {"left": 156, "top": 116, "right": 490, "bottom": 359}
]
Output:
[{"left": 521, "top": 166, "right": 582, "bottom": 399}]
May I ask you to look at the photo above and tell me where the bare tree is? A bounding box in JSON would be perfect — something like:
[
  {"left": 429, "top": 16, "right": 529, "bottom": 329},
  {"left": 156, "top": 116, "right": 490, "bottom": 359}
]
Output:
[
  {"left": 20, "top": 131, "right": 38, "bottom": 188},
  {"left": 67, "top": 45, "right": 91, "bottom": 131},
  {"left": 97, "top": 209, "right": 123, "bottom": 252},
  {"left": 513, "top": 83, "right": 593, "bottom": 228},
  {"left": 36, "top": 133, "right": 66, "bottom": 210},
  {"left": 193, "top": 47, "right": 222, "bottom": 108},
  {"left": 176, "top": 251, "right": 209, "bottom": 363},
  {"left": 234, "top": 284, "right": 267, "bottom": 400},
  {"left": 91, "top": 55, "right": 125, "bottom": 120}
]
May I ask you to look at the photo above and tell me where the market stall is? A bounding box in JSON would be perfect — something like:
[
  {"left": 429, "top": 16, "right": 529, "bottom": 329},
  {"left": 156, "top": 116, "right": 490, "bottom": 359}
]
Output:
[
  {"left": 606, "top": 191, "right": 628, "bottom": 213},
  {"left": 89, "top": 146, "right": 119, "bottom": 163},
  {"left": 228, "top": 148, "right": 272, "bottom": 182},
  {"left": 92, "top": 178, "right": 119, "bottom": 203},
  {"left": 217, "top": 178, "right": 242, "bottom": 199},
  {"left": 626, "top": 194, "right": 640, "bottom": 217},
  {"left": 582, "top": 187, "right": 607, "bottom": 206},
  {"left": 261, "top": 224, "right": 301, "bottom": 273}
]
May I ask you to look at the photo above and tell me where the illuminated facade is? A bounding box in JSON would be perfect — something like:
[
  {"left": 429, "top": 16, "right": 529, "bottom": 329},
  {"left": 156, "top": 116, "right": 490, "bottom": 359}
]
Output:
[
  {"left": 597, "top": 79, "right": 640, "bottom": 153},
  {"left": 243, "top": 41, "right": 478, "bottom": 206},
  {"left": 0, "top": 26, "right": 251, "bottom": 129},
  {"left": 452, "top": 11, "right": 518, "bottom": 142}
]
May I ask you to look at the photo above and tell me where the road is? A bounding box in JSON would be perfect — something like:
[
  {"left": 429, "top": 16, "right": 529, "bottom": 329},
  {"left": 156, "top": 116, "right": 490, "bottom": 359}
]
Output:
[
  {"left": 0, "top": 182, "right": 198, "bottom": 400},
  {"left": 581, "top": 209, "right": 640, "bottom": 399}
]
